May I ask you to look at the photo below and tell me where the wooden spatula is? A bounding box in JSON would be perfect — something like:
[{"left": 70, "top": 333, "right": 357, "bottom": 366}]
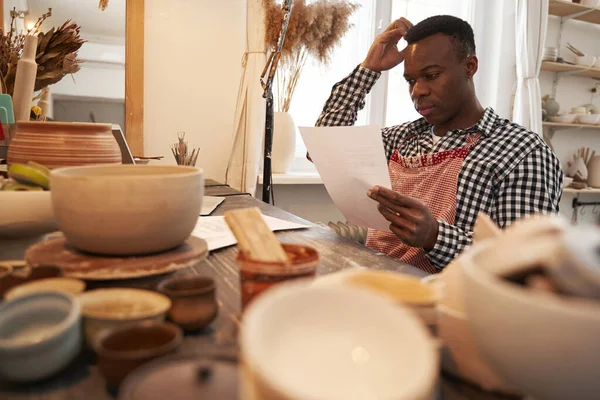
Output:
[{"left": 224, "top": 207, "right": 289, "bottom": 262}]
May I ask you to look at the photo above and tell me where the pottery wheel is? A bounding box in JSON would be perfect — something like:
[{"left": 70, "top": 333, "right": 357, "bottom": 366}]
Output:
[{"left": 25, "top": 236, "right": 209, "bottom": 280}]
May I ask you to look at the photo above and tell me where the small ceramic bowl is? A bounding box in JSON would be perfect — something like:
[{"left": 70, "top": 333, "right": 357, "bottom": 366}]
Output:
[
  {"left": 0, "top": 292, "right": 82, "bottom": 382},
  {"left": 314, "top": 269, "right": 439, "bottom": 328},
  {"left": 4, "top": 277, "right": 86, "bottom": 301},
  {"left": 94, "top": 321, "right": 183, "bottom": 387},
  {"left": 79, "top": 288, "right": 171, "bottom": 344},
  {"left": 550, "top": 114, "right": 577, "bottom": 124},
  {"left": 578, "top": 114, "right": 600, "bottom": 125},
  {"left": 0, "top": 264, "right": 63, "bottom": 299},
  {"left": 157, "top": 276, "right": 218, "bottom": 331}
]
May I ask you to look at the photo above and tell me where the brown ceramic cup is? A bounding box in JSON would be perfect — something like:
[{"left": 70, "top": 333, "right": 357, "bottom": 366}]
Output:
[
  {"left": 157, "top": 276, "right": 218, "bottom": 331},
  {"left": 93, "top": 321, "right": 183, "bottom": 387}
]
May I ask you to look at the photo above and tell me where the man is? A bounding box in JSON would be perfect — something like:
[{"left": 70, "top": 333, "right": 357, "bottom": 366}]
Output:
[{"left": 315, "top": 15, "right": 562, "bottom": 272}]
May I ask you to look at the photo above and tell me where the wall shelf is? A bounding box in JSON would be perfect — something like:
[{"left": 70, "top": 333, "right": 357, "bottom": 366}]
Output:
[
  {"left": 543, "top": 122, "right": 600, "bottom": 130},
  {"left": 564, "top": 187, "right": 600, "bottom": 194},
  {"left": 541, "top": 61, "right": 600, "bottom": 79},
  {"left": 549, "top": 0, "right": 600, "bottom": 25}
]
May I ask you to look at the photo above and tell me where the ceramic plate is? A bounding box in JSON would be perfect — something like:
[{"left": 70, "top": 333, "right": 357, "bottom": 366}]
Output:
[{"left": 25, "top": 235, "right": 209, "bottom": 281}]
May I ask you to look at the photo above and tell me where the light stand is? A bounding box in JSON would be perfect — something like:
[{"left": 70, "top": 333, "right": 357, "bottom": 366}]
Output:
[{"left": 260, "top": 0, "right": 293, "bottom": 204}]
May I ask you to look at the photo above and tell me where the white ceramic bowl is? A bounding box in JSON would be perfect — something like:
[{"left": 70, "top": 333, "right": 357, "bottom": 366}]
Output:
[
  {"left": 549, "top": 114, "right": 577, "bottom": 124},
  {"left": 0, "top": 191, "right": 57, "bottom": 239},
  {"left": 0, "top": 292, "right": 82, "bottom": 382},
  {"left": 462, "top": 241, "right": 600, "bottom": 400},
  {"left": 50, "top": 165, "right": 204, "bottom": 255},
  {"left": 4, "top": 277, "right": 86, "bottom": 300},
  {"left": 563, "top": 176, "right": 573, "bottom": 188},
  {"left": 581, "top": 0, "right": 600, "bottom": 8},
  {"left": 79, "top": 288, "right": 171, "bottom": 344},
  {"left": 578, "top": 114, "right": 600, "bottom": 125},
  {"left": 241, "top": 282, "right": 438, "bottom": 400},
  {"left": 576, "top": 55, "right": 597, "bottom": 67}
]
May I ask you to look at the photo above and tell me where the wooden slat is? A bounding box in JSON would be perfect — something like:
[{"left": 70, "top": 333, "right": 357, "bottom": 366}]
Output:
[
  {"left": 549, "top": 0, "right": 600, "bottom": 24},
  {"left": 541, "top": 61, "right": 600, "bottom": 79},
  {"left": 543, "top": 122, "right": 600, "bottom": 130},
  {"left": 125, "top": 0, "right": 144, "bottom": 156}
]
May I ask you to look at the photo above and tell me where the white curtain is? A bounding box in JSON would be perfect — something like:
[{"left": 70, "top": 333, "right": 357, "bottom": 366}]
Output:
[
  {"left": 225, "top": 0, "right": 266, "bottom": 194},
  {"left": 470, "top": 0, "right": 516, "bottom": 120},
  {"left": 512, "top": 0, "right": 548, "bottom": 134}
]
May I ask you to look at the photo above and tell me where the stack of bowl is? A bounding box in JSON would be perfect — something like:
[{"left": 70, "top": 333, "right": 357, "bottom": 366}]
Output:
[{"left": 543, "top": 47, "right": 558, "bottom": 62}]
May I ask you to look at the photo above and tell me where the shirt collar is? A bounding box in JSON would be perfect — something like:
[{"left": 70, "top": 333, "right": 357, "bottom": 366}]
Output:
[{"left": 408, "top": 107, "right": 500, "bottom": 138}]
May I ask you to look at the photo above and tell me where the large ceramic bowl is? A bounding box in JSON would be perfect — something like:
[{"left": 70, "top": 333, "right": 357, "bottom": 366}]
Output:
[
  {"left": 0, "top": 191, "right": 57, "bottom": 238},
  {"left": 7, "top": 121, "right": 121, "bottom": 169},
  {"left": 0, "top": 292, "right": 82, "bottom": 382},
  {"left": 462, "top": 240, "right": 600, "bottom": 400},
  {"left": 50, "top": 165, "right": 204, "bottom": 256},
  {"left": 79, "top": 288, "right": 171, "bottom": 344},
  {"left": 240, "top": 282, "right": 438, "bottom": 400}
]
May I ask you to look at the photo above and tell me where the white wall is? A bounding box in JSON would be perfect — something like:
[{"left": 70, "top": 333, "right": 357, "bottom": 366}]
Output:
[
  {"left": 542, "top": 16, "right": 600, "bottom": 224},
  {"left": 143, "top": 0, "right": 245, "bottom": 181}
]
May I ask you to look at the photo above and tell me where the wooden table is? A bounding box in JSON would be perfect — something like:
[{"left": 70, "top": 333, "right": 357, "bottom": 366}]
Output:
[{"left": 0, "top": 184, "right": 513, "bottom": 400}]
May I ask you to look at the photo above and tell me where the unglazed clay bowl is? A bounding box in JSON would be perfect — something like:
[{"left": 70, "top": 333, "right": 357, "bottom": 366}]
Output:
[
  {"left": 7, "top": 121, "right": 121, "bottom": 169},
  {"left": 4, "top": 277, "right": 85, "bottom": 300},
  {"left": 157, "top": 276, "right": 218, "bottom": 331},
  {"left": 79, "top": 288, "right": 171, "bottom": 344},
  {"left": 50, "top": 165, "right": 204, "bottom": 255},
  {"left": 0, "top": 292, "right": 82, "bottom": 382},
  {"left": 94, "top": 321, "right": 183, "bottom": 387}
]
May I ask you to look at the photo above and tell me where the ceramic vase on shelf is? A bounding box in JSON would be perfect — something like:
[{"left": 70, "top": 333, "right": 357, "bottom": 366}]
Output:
[
  {"left": 272, "top": 112, "right": 297, "bottom": 173},
  {"left": 7, "top": 121, "right": 121, "bottom": 169}
]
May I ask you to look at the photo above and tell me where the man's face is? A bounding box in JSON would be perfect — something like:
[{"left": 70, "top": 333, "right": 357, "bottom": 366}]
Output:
[{"left": 403, "top": 33, "right": 473, "bottom": 126}]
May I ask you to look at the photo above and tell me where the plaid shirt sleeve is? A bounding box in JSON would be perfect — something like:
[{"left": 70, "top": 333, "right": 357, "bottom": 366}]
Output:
[
  {"left": 315, "top": 65, "right": 381, "bottom": 127},
  {"left": 426, "top": 144, "right": 563, "bottom": 270}
]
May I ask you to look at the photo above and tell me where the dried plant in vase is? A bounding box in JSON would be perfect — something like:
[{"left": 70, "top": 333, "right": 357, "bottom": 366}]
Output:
[
  {"left": 0, "top": 8, "right": 85, "bottom": 96},
  {"left": 264, "top": 0, "right": 359, "bottom": 112}
]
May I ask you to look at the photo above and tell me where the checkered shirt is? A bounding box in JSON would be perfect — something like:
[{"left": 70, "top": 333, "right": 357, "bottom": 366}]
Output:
[{"left": 316, "top": 65, "right": 563, "bottom": 270}]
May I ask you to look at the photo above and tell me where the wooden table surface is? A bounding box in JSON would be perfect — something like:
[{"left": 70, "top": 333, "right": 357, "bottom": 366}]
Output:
[{"left": 0, "top": 184, "right": 513, "bottom": 400}]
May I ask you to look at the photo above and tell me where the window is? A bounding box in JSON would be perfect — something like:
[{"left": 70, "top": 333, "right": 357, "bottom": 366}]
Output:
[{"left": 285, "top": 0, "right": 472, "bottom": 172}]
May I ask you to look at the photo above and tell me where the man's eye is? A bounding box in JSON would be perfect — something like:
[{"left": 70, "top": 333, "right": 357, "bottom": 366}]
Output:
[
  {"left": 406, "top": 79, "right": 415, "bottom": 85},
  {"left": 426, "top": 73, "right": 440, "bottom": 81}
]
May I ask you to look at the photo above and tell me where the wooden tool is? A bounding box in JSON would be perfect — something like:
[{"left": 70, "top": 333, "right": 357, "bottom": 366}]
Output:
[{"left": 224, "top": 207, "right": 289, "bottom": 262}]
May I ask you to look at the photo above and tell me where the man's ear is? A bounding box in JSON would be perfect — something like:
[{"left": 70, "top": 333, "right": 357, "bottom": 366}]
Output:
[{"left": 465, "top": 55, "right": 478, "bottom": 79}]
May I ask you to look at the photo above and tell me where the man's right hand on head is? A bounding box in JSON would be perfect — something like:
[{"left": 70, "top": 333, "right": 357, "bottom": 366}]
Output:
[{"left": 361, "top": 17, "right": 413, "bottom": 73}]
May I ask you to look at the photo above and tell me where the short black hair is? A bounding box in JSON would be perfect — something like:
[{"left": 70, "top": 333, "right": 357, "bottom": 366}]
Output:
[{"left": 405, "top": 15, "right": 476, "bottom": 61}]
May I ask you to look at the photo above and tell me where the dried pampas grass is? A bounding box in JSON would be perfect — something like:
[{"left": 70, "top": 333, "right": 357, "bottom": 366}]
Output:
[
  {"left": 264, "top": 0, "right": 358, "bottom": 112},
  {"left": 0, "top": 10, "right": 84, "bottom": 96}
]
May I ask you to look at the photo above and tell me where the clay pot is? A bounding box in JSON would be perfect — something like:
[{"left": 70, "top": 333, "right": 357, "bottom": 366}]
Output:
[
  {"left": 7, "top": 121, "right": 121, "bottom": 169},
  {"left": 157, "top": 276, "right": 218, "bottom": 331}
]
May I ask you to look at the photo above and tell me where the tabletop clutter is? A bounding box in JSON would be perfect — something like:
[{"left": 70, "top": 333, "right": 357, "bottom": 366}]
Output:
[{"left": 0, "top": 158, "right": 599, "bottom": 399}]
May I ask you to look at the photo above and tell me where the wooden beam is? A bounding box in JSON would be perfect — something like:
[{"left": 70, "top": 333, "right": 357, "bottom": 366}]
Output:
[{"left": 125, "top": 0, "right": 144, "bottom": 156}]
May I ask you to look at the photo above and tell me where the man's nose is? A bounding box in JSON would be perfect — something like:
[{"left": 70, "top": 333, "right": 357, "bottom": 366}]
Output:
[{"left": 411, "top": 79, "right": 430, "bottom": 99}]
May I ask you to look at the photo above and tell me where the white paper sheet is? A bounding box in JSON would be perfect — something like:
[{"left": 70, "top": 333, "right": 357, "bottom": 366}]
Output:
[
  {"left": 300, "top": 126, "right": 392, "bottom": 232},
  {"left": 201, "top": 196, "right": 225, "bottom": 216},
  {"left": 192, "top": 215, "right": 310, "bottom": 251}
]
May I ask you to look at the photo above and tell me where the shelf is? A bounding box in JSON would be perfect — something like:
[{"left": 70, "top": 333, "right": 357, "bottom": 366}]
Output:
[
  {"left": 549, "top": 0, "right": 600, "bottom": 25},
  {"left": 564, "top": 187, "right": 600, "bottom": 194},
  {"left": 258, "top": 172, "right": 323, "bottom": 185},
  {"left": 541, "top": 61, "right": 600, "bottom": 79},
  {"left": 543, "top": 122, "right": 600, "bottom": 130}
]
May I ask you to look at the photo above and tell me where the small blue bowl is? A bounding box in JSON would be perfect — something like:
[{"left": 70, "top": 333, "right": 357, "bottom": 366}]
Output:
[{"left": 0, "top": 291, "right": 82, "bottom": 382}]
